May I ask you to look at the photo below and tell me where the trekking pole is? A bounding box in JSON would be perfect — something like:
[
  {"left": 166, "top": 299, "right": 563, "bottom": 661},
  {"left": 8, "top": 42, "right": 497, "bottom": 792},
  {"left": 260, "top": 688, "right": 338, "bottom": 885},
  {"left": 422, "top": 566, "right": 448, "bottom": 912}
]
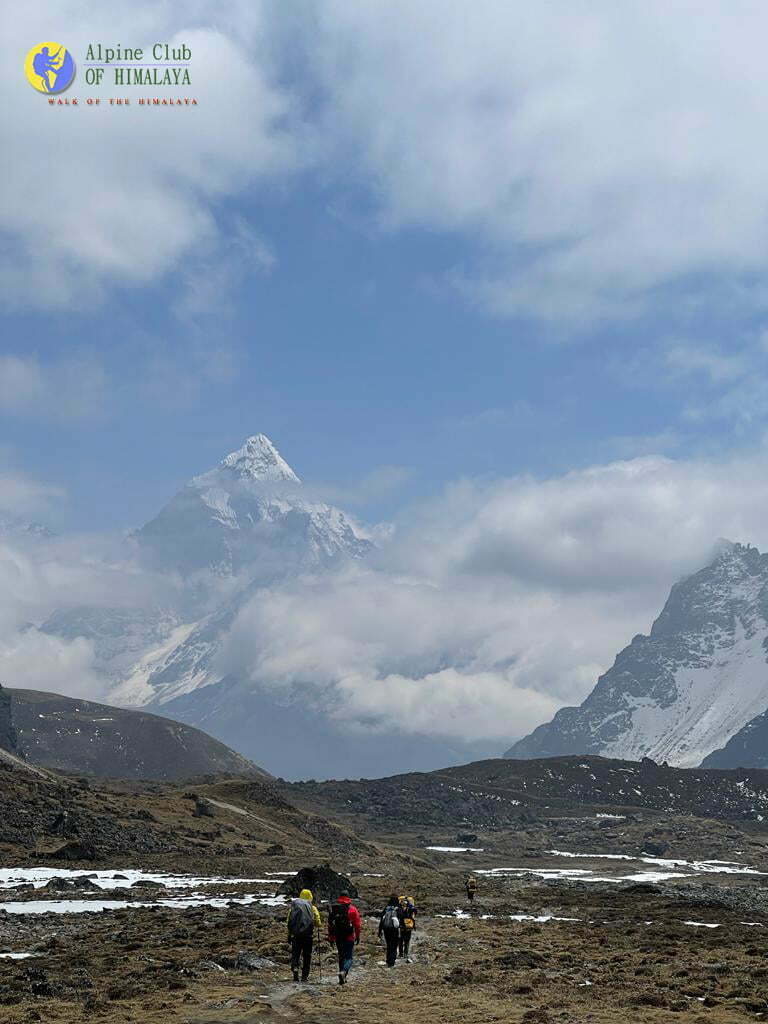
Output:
[{"left": 316, "top": 900, "right": 324, "bottom": 985}]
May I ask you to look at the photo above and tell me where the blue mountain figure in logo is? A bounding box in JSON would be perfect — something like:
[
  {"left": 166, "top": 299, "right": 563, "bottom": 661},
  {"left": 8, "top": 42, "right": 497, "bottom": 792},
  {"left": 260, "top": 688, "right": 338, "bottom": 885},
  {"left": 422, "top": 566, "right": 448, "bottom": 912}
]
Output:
[{"left": 32, "top": 46, "right": 73, "bottom": 93}]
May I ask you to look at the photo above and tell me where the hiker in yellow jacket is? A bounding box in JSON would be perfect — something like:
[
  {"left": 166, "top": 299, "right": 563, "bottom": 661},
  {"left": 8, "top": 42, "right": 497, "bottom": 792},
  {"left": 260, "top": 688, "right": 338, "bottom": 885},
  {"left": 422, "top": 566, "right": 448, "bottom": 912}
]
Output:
[{"left": 287, "top": 888, "right": 322, "bottom": 982}]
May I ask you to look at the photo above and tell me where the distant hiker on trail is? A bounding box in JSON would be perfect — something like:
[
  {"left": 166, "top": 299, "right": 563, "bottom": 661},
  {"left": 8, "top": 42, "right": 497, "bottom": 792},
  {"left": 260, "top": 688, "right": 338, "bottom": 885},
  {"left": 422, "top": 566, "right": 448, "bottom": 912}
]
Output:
[
  {"left": 287, "top": 888, "right": 321, "bottom": 983},
  {"left": 378, "top": 893, "right": 403, "bottom": 967},
  {"left": 466, "top": 875, "right": 477, "bottom": 902},
  {"left": 398, "top": 894, "right": 416, "bottom": 959},
  {"left": 328, "top": 894, "right": 362, "bottom": 985}
]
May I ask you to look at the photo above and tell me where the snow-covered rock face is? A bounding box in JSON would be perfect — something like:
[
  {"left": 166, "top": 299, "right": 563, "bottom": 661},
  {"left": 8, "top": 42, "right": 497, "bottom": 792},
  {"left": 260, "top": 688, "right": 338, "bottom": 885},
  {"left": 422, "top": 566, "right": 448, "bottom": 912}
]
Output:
[
  {"left": 212, "top": 434, "right": 300, "bottom": 485},
  {"left": 134, "top": 435, "right": 369, "bottom": 578},
  {"left": 43, "top": 435, "right": 373, "bottom": 724},
  {"left": 509, "top": 543, "right": 768, "bottom": 768}
]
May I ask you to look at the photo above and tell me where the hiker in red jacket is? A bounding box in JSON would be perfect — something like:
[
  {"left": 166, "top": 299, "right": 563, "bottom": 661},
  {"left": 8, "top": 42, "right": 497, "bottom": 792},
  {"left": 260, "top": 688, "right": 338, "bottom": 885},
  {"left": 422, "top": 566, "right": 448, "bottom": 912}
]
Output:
[{"left": 327, "top": 894, "right": 362, "bottom": 984}]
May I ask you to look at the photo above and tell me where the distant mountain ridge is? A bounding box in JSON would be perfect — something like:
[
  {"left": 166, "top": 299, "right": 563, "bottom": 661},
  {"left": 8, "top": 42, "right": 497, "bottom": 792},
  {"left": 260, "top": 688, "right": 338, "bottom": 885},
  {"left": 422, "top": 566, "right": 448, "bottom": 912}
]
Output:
[
  {"left": 508, "top": 542, "right": 768, "bottom": 768},
  {"left": 3, "top": 685, "right": 267, "bottom": 781}
]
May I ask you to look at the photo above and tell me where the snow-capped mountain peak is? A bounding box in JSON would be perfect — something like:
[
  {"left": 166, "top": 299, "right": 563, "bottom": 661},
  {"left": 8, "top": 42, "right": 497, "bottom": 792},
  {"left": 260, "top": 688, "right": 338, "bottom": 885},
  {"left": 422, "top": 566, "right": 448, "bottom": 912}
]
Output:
[
  {"left": 508, "top": 541, "right": 768, "bottom": 768},
  {"left": 134, "top": 434, "right": 370, "bottom": 577},
  {"left": 200, "top": 434, "right": 301, "bottom": 487}
]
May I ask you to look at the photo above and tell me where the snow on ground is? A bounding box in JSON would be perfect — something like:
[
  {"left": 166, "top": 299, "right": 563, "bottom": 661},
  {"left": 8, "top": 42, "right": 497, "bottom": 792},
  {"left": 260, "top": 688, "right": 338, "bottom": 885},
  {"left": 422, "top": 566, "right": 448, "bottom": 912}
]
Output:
[
  {"left": 474, "top": 866, "right": 691, "bottom": 884},
  {"left": 426, "top": 846, "right": 484, "bottom": 853},
  {"left": 509, "top": 914, "right": 581, "bottom": 923},
  {"left": 549, "top": 850, "right": 634, "bottom": 861},
  {"left": 0, "top": 893, "right": 287, "bottom": 916},
  {"left": 0, "top": 868, "right": 278, "bottom": 891},
  {"left": 547, "top": 852, "right": 764, "bottom": 876},
  {"left": 437, "top": 911, "right": 581, "bottom": 923},
  {"left": 0, "top": 953, "right": 38, "bottom": 959},
  {"left": 683, "top": 921, "right": 721, "bottom": 928}
]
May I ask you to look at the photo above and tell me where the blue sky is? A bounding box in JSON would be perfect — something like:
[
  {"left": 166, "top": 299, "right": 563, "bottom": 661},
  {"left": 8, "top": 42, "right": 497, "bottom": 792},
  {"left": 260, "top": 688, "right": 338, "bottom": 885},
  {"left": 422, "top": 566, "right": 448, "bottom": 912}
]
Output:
[
  {"left": 7, "top": 2, "right": 768, "bottom": 748},
  {"left": 4, "top": 2, "right": 768, "bottom": 537},
  {"left": 1, "top": 175, "right": 758, "bottom": 533}
]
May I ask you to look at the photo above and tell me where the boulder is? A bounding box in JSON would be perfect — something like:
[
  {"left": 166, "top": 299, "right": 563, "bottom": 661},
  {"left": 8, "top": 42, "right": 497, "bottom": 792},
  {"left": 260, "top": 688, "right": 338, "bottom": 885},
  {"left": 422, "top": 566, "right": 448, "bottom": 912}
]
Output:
[
  {"left": 45, "top": 840, "right": 100, "bottom": 862},
  {"left": 641, "top": 839, "right": 670, "bottom": 857},
  {"left": 193, "top": 798, "right": 215, "bottom": 818},
  {"left": 278, "top": 864, "right": 358, "bottom": 902}
]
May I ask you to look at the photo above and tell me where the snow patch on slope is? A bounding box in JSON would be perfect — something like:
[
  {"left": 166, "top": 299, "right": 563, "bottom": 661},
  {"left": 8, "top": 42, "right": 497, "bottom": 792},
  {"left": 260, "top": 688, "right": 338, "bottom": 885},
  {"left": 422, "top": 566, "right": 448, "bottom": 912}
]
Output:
[{"left": 603, "top": 620, "right": 768, "bottom": 767}]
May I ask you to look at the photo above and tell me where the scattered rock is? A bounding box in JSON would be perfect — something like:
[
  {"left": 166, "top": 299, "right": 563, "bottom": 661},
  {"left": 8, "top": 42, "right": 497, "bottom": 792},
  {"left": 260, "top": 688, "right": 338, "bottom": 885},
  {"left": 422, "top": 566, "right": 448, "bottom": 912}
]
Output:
[{"left": 234, "top": 953, "right": 276, "bottom": 971}]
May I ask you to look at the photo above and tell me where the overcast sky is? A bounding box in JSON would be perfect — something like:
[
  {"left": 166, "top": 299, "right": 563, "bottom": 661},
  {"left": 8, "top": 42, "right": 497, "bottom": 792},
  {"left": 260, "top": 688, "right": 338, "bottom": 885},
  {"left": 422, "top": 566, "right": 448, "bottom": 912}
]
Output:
[{"left": 4, "top": 2, "right": 768, "bottom": 750}]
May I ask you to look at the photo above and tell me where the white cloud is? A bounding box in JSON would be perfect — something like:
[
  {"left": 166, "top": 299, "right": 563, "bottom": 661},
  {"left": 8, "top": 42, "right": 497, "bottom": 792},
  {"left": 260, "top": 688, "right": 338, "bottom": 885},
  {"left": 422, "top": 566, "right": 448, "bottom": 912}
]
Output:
[
  {"left": 0, "top": 469, "right": 62, "bottom": 523},
  {"left": 0, "top": 354, "right": 106, "bottom": 420},
  {"left": 11, "top": 3, "right": 768, "bottom": 325},
  {"left": 297, "top": 1, "right": 768, "bottom": 321},
  {"left": 1, "top": 4, "right": 294, "bottom": 309},
  {"left": 0, "top": 629, "right": 101, "bottom": 699},
  {"left": 212, "top": 449, "right": 768, "bottom": 746},
  {"left": 8, "top": 446, "right": 768, "bottom": 749}
]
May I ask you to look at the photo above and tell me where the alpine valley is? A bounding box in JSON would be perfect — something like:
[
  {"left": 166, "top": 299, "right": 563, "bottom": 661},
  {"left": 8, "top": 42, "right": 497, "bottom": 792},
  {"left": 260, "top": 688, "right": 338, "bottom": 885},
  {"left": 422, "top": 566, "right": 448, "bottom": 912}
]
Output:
[{"left": 36, "top": 436, "right": 768, "bottom": 779}]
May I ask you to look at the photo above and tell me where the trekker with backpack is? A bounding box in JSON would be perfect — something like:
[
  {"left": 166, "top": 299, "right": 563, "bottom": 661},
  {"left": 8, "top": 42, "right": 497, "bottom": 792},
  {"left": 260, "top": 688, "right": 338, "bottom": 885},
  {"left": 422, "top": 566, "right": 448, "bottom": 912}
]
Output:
[
  {"left": 286, "top": 888, "right": 321, "bottom": 982},
  {"left": 378, "top": 894, "right": 402, "bottom": 967},
  {"left": 398, "top": 894, "right": 416, "bottom": 959},
  {"left": 328, "top": 894, "right": 362, "bottom": 985}
]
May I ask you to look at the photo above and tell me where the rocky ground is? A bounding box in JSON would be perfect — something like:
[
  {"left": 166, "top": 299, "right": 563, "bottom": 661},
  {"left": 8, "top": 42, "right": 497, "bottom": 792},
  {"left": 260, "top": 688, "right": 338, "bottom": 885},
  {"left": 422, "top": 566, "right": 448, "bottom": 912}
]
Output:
[{"left": 5, "top": 756, "right": 768, "bottom": 1021}]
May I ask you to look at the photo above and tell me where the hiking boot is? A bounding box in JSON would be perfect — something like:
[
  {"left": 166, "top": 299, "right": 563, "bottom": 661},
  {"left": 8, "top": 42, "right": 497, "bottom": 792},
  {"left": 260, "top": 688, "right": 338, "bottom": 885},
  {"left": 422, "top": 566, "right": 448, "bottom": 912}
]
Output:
[
  {"left": 292, "top": 970, "right": 299, "bottom": 982},
  {"left": 338, "top": 972, "right": 345, "bottom": 985}
]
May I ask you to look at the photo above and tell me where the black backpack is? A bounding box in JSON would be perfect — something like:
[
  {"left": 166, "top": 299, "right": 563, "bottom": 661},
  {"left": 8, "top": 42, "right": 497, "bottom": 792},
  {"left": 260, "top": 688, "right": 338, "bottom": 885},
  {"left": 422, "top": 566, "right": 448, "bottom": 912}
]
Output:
[
  {"left": 288, "top": 898, "right": 314, "bottom": 937},
  {"left": 329, "top": 900, "right": 354, "bottom": 939}
]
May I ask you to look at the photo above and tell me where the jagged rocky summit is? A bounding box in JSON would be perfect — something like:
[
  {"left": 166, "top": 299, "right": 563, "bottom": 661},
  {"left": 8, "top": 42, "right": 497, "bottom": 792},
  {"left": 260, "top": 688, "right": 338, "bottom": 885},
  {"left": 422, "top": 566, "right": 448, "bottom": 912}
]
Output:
[
  {"left": 134, "top": 433, "right": 371, "bottom": 577},
  {"left": 508, "top": 542, "right": 768, "bottom": 768}
]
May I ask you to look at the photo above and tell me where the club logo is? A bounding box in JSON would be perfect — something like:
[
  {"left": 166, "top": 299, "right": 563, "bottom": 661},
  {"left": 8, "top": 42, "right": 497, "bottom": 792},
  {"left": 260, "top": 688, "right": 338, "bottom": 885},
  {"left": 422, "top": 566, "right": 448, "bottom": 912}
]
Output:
[{"left": 24, "top": 42, "right": 76, "bottom": 94}]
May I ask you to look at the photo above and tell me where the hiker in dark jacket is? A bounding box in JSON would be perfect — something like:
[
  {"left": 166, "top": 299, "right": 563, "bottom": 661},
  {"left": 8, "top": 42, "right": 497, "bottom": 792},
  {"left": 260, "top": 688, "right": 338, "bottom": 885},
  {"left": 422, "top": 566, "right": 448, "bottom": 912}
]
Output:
[
  {"left": 378, "top": 893, "right": 402, "bottom": 967},
  {"left": 286, "top": 888, "right": 321, "bottom": 982},
  {"left": 398, "top": 894, "right": 416, "bottom": 959},
  {"left": 328, "top": 894, "right": 362, "bottom": 985}
]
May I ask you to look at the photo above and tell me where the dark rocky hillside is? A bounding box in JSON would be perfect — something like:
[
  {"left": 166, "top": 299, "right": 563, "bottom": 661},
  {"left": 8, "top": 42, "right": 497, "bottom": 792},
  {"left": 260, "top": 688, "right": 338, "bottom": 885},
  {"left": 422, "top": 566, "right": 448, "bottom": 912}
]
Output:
[
  {"left": 702, "top": 708, "right": 768, "bottom": 769},
  {"left": 0, "top": 755, "right": 374, "bottom": 865},
  {"left": 0, "top": 682, "right": 17, "bottom": 753},
  {"left": 283, "top": 754, "right": 768, "bottom": 830},
  {"left": 6, "top": 687, "right": 268, "bottom": 781}
]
